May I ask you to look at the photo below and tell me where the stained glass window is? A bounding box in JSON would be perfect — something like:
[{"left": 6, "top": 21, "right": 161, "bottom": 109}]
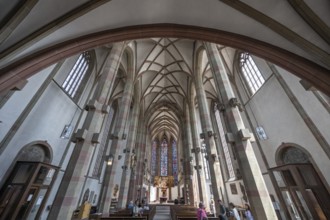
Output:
[
  {"left": 172, "top": 140, "right": 178, "bottom": 185},
  {"left": 151, "top": 141, "right": 157, "bottom": 175},
  {"left": 160, "top": 139, "right": 168, "bottom": 176}
]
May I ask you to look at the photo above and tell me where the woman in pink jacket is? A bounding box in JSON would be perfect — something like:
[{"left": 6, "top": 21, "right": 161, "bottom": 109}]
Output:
[{"left": 197, "top": 202, "right": 208, "bottom": 220}]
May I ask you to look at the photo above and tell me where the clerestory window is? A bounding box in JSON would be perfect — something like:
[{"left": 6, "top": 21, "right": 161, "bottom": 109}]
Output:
[
  {"left": 240, "top": 52, "right": 265, "bottom": 95},
  {"left": 62, "top": 52, "right": 91, "bottom": 99}
]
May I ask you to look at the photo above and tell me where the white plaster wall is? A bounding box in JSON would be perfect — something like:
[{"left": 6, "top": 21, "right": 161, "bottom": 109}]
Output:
[
  {"left": 0, "top": 80, "right": 79, "bottom": 176},
  {"left": 225, "top": 180, "right": 245, "bottom": 208},
  {"left": 0, "top": 65, "right": 53, "bottom": 141},
  {"left": 278, "top": 66, "right": 330, "bottom": 146},
  {"left": 241, "top": 70, "right": 330, "bottom": 184},
  {"left": 150, "top": 186, "right": 157, "bottom": 202},
  {"left": 171, "top": 186, "right": 178, "bottom": 201},
  {"left": 0, "top": 46, "right": 128, "bottom": 219}
]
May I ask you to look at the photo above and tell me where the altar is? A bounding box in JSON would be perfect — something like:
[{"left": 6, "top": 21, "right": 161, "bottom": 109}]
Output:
[
  {"left": 160, "top": 197, "right": 167, "bottom": 203},
  {"left": 153, "top": 176, "right": 175, "bottom": 203}
]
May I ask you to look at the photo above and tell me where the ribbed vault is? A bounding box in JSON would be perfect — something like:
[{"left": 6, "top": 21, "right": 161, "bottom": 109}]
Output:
[{"left": 137, "top": 38, "right": 194, "bottom": 141}]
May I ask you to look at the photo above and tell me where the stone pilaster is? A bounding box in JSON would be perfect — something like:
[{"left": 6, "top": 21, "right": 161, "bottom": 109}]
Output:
[
  {"left": 117, "top": 83, "right": 140, "bottom": 208},
  {"left": 189, "top": 97, "right": 209, "bottom": 207},
  {"left": 194, "top": 58, "right": 222, "bottom": 214},
  {"left": 48, "top": 42, "right": 126, "bottom": 220},
  {"left": 135, "top": 122, "right": 147, "bottom": 199},
  {"left": 99, "top": 64, "right": 134, "bottom": 214},
  {"left": 204, "top": 42, "right": 277, "bottom": 220},
  {"left": 184, "top": 105, "right": 195, "bottom": 206}
]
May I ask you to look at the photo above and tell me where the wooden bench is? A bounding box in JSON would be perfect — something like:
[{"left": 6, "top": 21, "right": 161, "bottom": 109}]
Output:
[
  {"left": 101, "top": 217, "right": 147, "bottom": 220},
  {"left": 177, "top": 217, "right": 219, "bottom": 220},
  {"left": 170, "top": 205, "right": 197, "bottom": 220},
  {"left": 170, "top": 205, "right": 219, "bottom": 220},
  {"left": 101, "top": 205, "right": 155, "bottom": 220}
]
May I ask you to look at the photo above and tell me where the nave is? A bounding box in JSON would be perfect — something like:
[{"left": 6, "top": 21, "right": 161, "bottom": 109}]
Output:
[{"left": 1, "top": 1, "right": 330, "bottom": 219}]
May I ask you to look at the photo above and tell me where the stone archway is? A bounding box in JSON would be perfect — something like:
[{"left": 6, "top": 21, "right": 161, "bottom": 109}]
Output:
[
  {"left": 271, "top": 143, "right": 330, "bottom": 219},
  {"left": 17, "top": 141, "right": 53, "bottom": 163},
  {"left": 276, "top": 143, "right": 311, "bottom": 166},
  {"left": 0, "top": 24, "right": 329, "bottom": 96}
]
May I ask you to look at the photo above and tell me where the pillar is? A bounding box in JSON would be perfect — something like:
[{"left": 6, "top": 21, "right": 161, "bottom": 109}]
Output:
[
  {"left": 48, "top": 42, "right": 126, "bottom": 219},
  {"left": 135, "top": 121, "right": 147, "bottom": 199},
  {"left": 189, "top": 95, "right": 209, "bottom": 206},
  {"left": 194, "top": 56, "right": 223, "bottom": 214},
  {"left": 117, "top": 83, "right": 140, "bottom": 208},
  {"left": 99, "top": 60, "right": 134, "bottom": 214},
  {"left": 183, "top": 104, "right": 196, "bottom": 205},
  {"left": 204, "top": 42, "right": 277, "bottom": 220}
]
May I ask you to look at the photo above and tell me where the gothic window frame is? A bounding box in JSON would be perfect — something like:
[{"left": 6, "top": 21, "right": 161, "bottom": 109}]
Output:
[
  {"left": 160, "top": 139, "right": 168, "bottom": 176},
  {"left": 214, "top": 107, "right": 235, "bottom": 180},
  {"left": 172, "top": 140, "right": 178, "bottom": 185},
  {"left": 239, "top": 52, "right": 265, "bottom": 95},
  {"left": 62, "top": 51, "right": 92, "bottom": 101},
  {"left": 201, "top": 141, "right": 210, "bottom": 180}
]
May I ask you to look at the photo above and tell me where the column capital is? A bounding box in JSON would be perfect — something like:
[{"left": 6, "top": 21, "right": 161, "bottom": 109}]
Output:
[
  {"left": 71, "top": 129, "right": 88, "bottom": 143},
  {"left": 238, "top": 129, "right": 252, "bottom": 141},
  {"left": 101, "top": 104, "right": 111, "bottom": 113},
  {"left": 91, "top": 133, "right": 101, "bottom": 144},
  {"left": 228, "top": 98, "right": 244, "bottom": 112},
  {"left": 213, "top": 102, "right": 226, "bottom": 112},
  {"left": 194, "top": 165, "right": 202, "bottom": 170},
  {"left": 85, "top": 100, "right": 102, "bottom": 111}
]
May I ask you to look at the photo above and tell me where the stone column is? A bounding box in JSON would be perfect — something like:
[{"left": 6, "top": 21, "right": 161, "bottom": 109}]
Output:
[
  {"left": 183, "top": 105, "right": 195, "bottom": 206},
  {"left": 135, "top": 121, "right": 147, "bottom": 200},
  {"left": 194, "top": 55, "right": 222, "bottom": 214},
  {"left": 99, "top": 64, "right": 134, "bottom": 214},
  {"left": 117, "top": 83, "right": 140, "bottom": 208},
  {"left": 126, "top": 111, "right": 145, "bottom": 202},
  {"left": 204, "top": 42, "right": 277, "bottom": 220},
  {"left": 189, "top": 96, "right": 209, "bottom": 206},
  {"left": 48, "top": 42, "right": 126, "bottom": 220}
]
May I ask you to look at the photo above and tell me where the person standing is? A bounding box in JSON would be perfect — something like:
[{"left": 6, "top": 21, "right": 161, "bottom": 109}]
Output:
[
  {"left": 210, "top": 199, "right": 215, "bottom": 217},
  {"left": 244, "top": 204, "right": 254, "bottom": 220},
  {"left": 229, "top": 203, "right": 241, "bottom": 220},
  {"left": 197, "top": 202, "right": 208, "bottom": 220},
  {"left": 218, "top": 200, "right": 228, "bottom": 220},
  {"left": 128, "top": 200, "right": 134, "bottom": 216},
  {"left": 133, "top": 199, "right": 140, "bottom": 217}
]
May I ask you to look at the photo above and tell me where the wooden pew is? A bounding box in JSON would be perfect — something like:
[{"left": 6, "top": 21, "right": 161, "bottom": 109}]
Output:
[
  {"left": 101, "top": 217, "right": 147, "bottom": 220},
  {"left": 177, "top": 218, "right": 219, "bottom": 220},
  {"left": 100, "top": 205, "right": 155, "bottom": 220},
  {"left": 170, "top": 205, "right": 218, "bottom": 220},
  {"left": 170, "top": 205, "right": 197, "bottom": 220}
]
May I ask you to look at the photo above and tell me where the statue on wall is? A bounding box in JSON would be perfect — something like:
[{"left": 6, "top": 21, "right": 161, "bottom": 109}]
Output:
[
  {"left": 167, "top": 176, "right": 174, "bottom": 187},
  {"left": 154, "top": 176, "right": 160, "bottom": 187},
  {"left": 113, "top": 184, "right": 119, "bottom": 197}
]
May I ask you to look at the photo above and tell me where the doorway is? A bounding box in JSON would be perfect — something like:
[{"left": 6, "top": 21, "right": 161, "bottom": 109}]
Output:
[
  {"left": 270, "top": 164, "right": 330, "bottom": 219},
  {"left": 0, "top": 162, "right": 58, "bottom": 220}
]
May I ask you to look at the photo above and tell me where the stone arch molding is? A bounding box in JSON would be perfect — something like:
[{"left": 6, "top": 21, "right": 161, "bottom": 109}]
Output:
[
  {"left": 17, "top": 140, "right": 53, "bottom": 163},
  {"left": 275, "top": 142, "right": 312, "bottom": 166},
  {"left": 0, "top": 24, "right": 329, "bottom": 96}
]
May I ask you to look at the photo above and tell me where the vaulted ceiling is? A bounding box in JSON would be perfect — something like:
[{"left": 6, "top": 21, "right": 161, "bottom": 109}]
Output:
[
  {"left": 111, "top": 38, "right": 218, "bottom": 141},
  {"left": 0, "top": 0, "right": 329, "bottom": 141}
]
